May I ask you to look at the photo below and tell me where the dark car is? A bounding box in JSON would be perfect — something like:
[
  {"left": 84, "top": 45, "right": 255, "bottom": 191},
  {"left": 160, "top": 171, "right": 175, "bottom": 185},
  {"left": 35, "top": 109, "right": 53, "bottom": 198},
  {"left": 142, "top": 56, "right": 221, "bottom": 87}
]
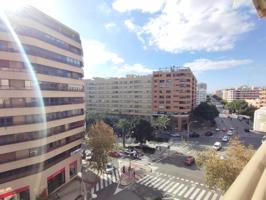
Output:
[
  {"left": 189, "top": 132, "right": 200, "bottom": 138},
  {"left": 244, "top": 128, "right": 250, "bottom": 133},
  {"left": 184, "top": 156, "right": 195, "bottom": 166},
  {"left": 204, "top": 131, "right": 213, "bottom": 136}
]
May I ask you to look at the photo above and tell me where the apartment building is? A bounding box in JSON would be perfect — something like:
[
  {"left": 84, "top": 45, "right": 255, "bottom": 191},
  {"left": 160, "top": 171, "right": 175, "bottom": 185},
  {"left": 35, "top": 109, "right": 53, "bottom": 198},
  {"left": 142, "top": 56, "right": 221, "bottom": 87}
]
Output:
[
  {"left": 259, "top": 88, "right": 266, "bottom": 107},
  {"left": 85, "top": 75, "right": 152, "bottom": 116},
  {"left": 196, "top": 83, "right": 207, "bottom": 105},
  {"left": 152, "top": 67, "right": 197, "bottom": 131},
  {"left": 222, "top": 86, "right": 260, "bottom": 102},
  {"left": 0, "top": 7, "right": 84, "bottom": 199}
]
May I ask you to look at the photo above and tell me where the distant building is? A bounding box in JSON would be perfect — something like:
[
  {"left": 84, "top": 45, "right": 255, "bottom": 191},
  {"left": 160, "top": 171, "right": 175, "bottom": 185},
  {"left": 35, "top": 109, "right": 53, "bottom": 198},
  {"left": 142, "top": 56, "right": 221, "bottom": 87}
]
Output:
[
  {"left": 85, "top": 75, "right": 152, "bottom": 117},
  {"left": 215, "top": 90, "right": 223, "bottom": 98},
  {"left": 253, "top": 107, "right": 266, "bottom": 133},
  {"left": 152, "top": 66, "right": 197, "bottom": 131},
  {"left": 222, "top": 86, "right": 260, "bottom": 102},
  {"left": 196, "top": 83, "right": 207, "bottom": 105}
]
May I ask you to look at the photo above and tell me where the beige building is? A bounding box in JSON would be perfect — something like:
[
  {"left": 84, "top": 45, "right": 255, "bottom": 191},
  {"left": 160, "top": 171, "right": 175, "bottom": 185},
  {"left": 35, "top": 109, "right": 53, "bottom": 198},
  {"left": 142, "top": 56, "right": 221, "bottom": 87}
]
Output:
[
  {"left": 222, "top": 86, "right": 260, "bottom": 102},
  {"left": 259, "top": 88, "right": 266, "bottom": 107},
  {"left": 85, "top": 75, "right": 152, "bottom": 116},
  {"left": 152, "top": 67, "right": 197, "bottom": 131},
  {"left": 0, "top": 7, "right": 84, "bottom": 199},
  {"left": 245, "top": 99, "right": 261, "bottom": 108}
]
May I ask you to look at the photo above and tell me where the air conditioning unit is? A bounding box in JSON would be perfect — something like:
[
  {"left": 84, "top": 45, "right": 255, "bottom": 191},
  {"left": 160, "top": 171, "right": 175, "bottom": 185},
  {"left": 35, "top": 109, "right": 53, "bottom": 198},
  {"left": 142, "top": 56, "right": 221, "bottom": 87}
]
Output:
[{"left": 253, "top": 0, "right": 266, "bottom": 17}]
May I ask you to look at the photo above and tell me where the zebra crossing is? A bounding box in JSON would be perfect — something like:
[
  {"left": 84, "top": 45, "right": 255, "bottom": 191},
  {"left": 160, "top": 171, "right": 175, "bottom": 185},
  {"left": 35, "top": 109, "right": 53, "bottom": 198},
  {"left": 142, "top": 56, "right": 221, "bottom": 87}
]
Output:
[{"left": 136, "top": 172, "right": 221, "bottom": 200}]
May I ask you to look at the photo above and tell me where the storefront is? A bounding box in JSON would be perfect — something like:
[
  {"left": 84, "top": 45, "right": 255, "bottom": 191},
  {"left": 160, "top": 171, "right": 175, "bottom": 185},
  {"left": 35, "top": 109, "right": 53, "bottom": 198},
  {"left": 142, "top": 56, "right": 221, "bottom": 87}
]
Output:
[
  {"left": 47, "top": 168, "right": 65, "bottom": 194},
  {"left": 0, "top": 186, "right": 30, "bottom": 200}
]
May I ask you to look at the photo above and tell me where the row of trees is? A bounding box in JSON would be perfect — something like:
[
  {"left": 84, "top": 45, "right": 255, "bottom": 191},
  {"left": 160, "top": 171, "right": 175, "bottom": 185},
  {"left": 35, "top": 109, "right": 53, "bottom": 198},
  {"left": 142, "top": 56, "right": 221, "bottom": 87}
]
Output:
[{"left": 225, "top": 100, "right": 257, "bottom": 119}]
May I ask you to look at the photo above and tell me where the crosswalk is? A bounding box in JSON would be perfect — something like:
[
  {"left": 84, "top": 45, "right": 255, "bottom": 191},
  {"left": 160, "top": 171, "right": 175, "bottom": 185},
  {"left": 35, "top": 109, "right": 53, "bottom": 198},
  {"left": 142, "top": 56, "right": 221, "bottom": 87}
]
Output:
[{"left": 136, "top": 172, "right": 221, "bottom": 200}]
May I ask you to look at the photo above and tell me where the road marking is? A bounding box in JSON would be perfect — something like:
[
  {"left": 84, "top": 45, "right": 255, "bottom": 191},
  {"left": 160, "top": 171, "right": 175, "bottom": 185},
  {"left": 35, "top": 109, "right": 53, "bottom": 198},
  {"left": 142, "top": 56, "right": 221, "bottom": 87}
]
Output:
[
  {"left": 178, "top": 186, "right": 188, "bottom": 196},
  {"left": 189, "top": 188, "right": 200, "bottom": 200},
  {"left": 91, "top": 187, "right": 94, "bottom": 194},
  {"left": 203, "top": 191, "right": 212, "bottom": 200},
  {"left": 149, "top": 177, "right": 163, "bottom": 187},
  {"left": 184, "top": 187, "right": 195, "bottom": 198},
  {"left": 139, "top": 176, "right": 153, "bottom": 184},
  {"left": 196, "top": 190, "right": 206, "bottom": 200},
  {"left": 137, "top": 175, "right": 150, "bottom": 183},
  {"left": 107, "top": 175, "right": 112, "bottom": 185},
  {"left": 211, "top": 193, "right": 218, "bottom": 200},
  {"left": 158, "top": 180, "right": 171, "bottom": 190},
  {"left": 173, "top": 184, "right": 184, "bottom": 195},
  {"left": 112, "top": 172, "right": 116, "bottom": 183},
  {"left": 167, "top": 182, "right": 180, "bottom": 193},
  {"left": 100, "top": 178, "right": 103, "bottom": 189},
  {"left": 144, "top": 176, "right": 158, "bottom": 186},
  {"left": 163, "top": 180, "right": 176, "bottom": 191},
  {"left": 154, "top": 179, "right": 167, "bottom": 188}
]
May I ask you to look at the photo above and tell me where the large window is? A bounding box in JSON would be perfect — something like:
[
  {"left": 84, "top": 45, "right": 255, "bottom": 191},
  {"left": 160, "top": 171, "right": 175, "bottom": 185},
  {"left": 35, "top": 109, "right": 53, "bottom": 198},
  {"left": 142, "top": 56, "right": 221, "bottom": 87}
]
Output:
[{"left": 47, "top": 169, "right": 65, "bottom": 194}]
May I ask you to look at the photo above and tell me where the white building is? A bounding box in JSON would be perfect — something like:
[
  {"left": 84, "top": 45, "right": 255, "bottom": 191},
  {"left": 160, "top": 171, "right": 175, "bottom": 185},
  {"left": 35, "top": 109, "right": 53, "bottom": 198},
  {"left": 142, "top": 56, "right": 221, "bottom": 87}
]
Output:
[
  {"left": 253, "top": 107, "right": 266, "bottom": 133},
  {"left": 196, "top": 83, "right": 207, "bottom": 105}
]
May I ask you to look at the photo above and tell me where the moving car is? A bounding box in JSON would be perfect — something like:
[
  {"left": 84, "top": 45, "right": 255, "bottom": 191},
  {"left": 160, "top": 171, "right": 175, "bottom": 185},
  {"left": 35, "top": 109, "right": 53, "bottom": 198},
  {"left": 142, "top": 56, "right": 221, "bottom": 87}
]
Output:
[
  {"left": 189, "top": 132, "right": 200, "bottom": 138},
  {"left": 184, "top": 156, "right": 195, "bottom": 166},
  {"left": 205, "top": 131, "right": 213, "bottom": 136},
  {"left": 222, "top": 128, "right": 227, "bottom": 132},
  {"left": 227, "top": 130, "right": 233, "bottom": 136},
  {"left": 170, "top": 133, "right": 181, "bottom": 137},
  {"left": 230, "top": 127, "right": 234, "bottom": 131},
  {"left": 222, "top": 135, "right": 229, "bottom": 142},
  {"left": 106, "top": 163, "right": 115, "bottom": 174},
  {"left": 213, "top": 142, "right": 222, "bottom": 151}
]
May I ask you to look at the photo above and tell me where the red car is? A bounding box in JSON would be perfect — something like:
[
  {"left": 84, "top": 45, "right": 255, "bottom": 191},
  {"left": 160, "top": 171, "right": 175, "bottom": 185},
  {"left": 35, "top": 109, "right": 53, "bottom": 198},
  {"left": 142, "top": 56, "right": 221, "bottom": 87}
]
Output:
[
  {"left": 184, "top": 156, "right": 195, "bottom": 166},
  {"left": 108, "top": 151, "right": 121, "bottom": 158},
  {"left": 222, "top": 128, "right": 227, "bottom": 132}
]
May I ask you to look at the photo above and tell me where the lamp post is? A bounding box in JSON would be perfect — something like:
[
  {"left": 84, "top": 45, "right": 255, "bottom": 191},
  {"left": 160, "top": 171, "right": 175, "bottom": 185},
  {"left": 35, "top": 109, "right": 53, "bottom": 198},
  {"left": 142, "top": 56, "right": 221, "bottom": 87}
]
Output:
[{"left": 187, "top": 120, "right": 198, "bottom": 137}]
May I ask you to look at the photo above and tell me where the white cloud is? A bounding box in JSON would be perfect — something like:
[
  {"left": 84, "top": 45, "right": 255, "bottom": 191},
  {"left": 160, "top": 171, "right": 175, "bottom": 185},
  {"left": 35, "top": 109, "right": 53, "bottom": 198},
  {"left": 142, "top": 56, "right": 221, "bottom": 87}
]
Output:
[
  {"left": 104, "top": 22, "right": 117, "bottom": 30},
  {"left": 82, "top": 39, "right": 124, "bottom": 78},
  {"left": 184, "top": 58, "right": 252, "bottom": 72},
  {"left": 112, "top": 64, "right": 153, "bottom": 76},
  {"left": 121, "top": 0, "right": 254, "bottom": 53},
  {"left": 112, "top": 0, "right": 165, "bottom": 14}
]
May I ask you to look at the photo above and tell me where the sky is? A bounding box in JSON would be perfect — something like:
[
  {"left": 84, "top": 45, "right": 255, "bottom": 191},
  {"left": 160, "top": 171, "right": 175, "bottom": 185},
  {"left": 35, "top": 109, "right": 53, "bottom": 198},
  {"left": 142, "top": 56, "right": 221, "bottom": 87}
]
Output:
[{"left": 5, "top": 0, "right": 266, "bottom": 92}]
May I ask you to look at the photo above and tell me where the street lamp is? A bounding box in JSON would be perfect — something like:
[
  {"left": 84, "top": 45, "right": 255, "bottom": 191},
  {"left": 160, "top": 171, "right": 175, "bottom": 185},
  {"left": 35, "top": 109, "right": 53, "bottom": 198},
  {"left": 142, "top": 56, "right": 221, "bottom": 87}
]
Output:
[
  {"left": 187, "top": 120, "right": 198, "bottom": 136},
  {"left": 77, "top": 172, "right": 97, "bottom": 200}
]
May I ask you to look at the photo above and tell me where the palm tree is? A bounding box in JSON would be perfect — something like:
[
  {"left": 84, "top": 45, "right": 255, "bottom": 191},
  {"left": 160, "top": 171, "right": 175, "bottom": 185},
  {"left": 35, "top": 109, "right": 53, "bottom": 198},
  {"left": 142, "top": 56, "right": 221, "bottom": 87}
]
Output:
[
  {"left": 154, "top": 115, "right": 170, "bottom": 134},
  {"left": 116, "top": 118, "right": 130, "bottom": 148}
]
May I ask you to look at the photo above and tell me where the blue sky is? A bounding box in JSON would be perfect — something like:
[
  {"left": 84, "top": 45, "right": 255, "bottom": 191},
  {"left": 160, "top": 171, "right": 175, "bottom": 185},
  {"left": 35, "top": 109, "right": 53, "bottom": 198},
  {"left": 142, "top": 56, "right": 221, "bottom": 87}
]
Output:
[{"left": 13, "top": 0, "right": 266, "bottom": 91}]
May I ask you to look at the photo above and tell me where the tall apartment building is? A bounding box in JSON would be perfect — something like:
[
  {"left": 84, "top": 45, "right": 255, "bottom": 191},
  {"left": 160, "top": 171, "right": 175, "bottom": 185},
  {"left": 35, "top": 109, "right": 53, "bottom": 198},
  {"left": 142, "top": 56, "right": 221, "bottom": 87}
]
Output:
[
  {"left": 222, "top": 86, "right": 260, "bottom": 102},
  {"left": 152, "top": 67, "right": 197, "bottom": 131},
  {"left": 196, "top": 83, "right": 207, "bottom": 105},
  {"left": 85, "top": 75, "right": 152, "bottom": 116},
  {"left": 0, "top": 7, "right": 84, "bottom": 199},
  {"left": 259, "top": 88, "right": 266, "bottom": 107}
]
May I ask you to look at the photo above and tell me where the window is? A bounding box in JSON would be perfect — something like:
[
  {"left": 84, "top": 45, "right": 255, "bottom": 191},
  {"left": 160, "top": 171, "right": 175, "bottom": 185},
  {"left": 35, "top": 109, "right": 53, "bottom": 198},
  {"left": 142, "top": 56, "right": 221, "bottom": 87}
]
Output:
[{"left": 69, "top": 161, "right": 77, "bottom": 178}]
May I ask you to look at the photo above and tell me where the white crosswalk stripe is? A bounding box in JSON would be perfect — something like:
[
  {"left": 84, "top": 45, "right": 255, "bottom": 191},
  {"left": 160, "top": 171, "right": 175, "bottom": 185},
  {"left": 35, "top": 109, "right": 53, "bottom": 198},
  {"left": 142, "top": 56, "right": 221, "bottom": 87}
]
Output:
[
  {"left": 149, "top": 177, "right": 163, "bottom": 187},
  {"left": 203, "top": 191, "right": 212, "bottom": 200},
  {"left": 178, "top": 186, "right": 188, "bottom": 196},
  {"left": 211, "top": 193, "right": 218, "bottom": 200},
  {"left": 163, "top": 181, "right": 176, "bottom": 191},
  {"left": 173, "top": 184, "right": 184, "bottom": 195},
  {"left": 158, "top": 180, "right": 171, "bottom": 190},
  {"left": 167, "top": 182, "right": 180, "bottom": 193},
  {"left": 190, "top": 188, "right": 201, "bottom": 200},
  {"left": 137, "top": 175, "right": 151, "bottom": 184},
  {"left": 154, "top": 179, "right": 166, "bottom": 188},
  {"left": 144, "top": 176, "right": 159, "bottom": 186},
  {"left": 184, "top": 187, "right": 195, "bottom": 198},
  {"left": 196, "top": 190, "right": 206, "bottom": 200}
]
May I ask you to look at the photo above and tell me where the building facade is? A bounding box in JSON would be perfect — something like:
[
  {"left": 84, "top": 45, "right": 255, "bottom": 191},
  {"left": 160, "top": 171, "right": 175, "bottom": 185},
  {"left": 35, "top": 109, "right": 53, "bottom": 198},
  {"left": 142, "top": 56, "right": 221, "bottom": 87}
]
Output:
[
  {"left": 152, "top": 67, "right": 197, "bottom": 131},
  {"left": 85, "top": 75, "right": 152, "bottom": 116},
  {"left": 196, "top": 83, "right": 207, "bottom": 105},
  {"left": 253, "top": 107, "right": 266, "bottom": 133},
  {"left": 222, "top": 86, "right": 260, "bottom": 102},
  {"left": 259, "top": 88, "right": 266, "bottom": 107},
  {"left": 0, "top": 7, "right": 84, "bottom": 199}
]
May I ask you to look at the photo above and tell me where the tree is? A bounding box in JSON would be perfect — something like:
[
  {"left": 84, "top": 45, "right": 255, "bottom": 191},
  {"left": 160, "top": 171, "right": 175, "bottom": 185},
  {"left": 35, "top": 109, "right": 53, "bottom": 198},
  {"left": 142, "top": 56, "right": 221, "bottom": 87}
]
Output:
[
  {"left": 153, "top": 115, "right": 170, "bottom": 133},
  {"left": 116, "top": 118, "right": 131, "bottom": 148},
  {"left": 132, "top": 119, "right": 153, "bottom": 144},
  {"left": 225, "top": 100, "right": 256, "bottom": 119},
  {"left": 196, "top": 138, "right": 254, "bottom": 192},
  {"left": 86, "top": 121, "right": 116, "bottom": 174},
  {"left": 192, "top": 102, "right": 219, "bottom": 122}
]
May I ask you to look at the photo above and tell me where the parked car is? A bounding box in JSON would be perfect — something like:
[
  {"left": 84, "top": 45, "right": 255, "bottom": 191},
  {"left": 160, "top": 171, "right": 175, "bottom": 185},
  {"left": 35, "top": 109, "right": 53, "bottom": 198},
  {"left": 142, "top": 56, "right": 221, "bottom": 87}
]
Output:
[
  {"left": 85, "top": 150, "right": 92, "bottom": 160},
  {"left": 222, "top": 135, "right": 229, "bottom": 142},
  {"left": 105, "top": 163, "right": 115, "bottom": 174},
  {"left": 108, "top": 151, "right": 122, "bottom": 158},
  {"left": 184, "top": 156, "right": 195, "bottom": 166},
  {"left": 227, "top": 130, "right": 233, "bottom": 136},
  {"left": 170, "top": 133, "right": 181, "bottom": 137},
  {"left": 244, "top": 128, "right": 250, "bottom": 133},
  {"left": 205, "top": 131, "right": 213, "bottom": 136},
  {"left": 189, "top": 132, "right": 200, "bottom": 138},
  {"left": 213, "top": 142, "right": 222, "bottom": 151}
]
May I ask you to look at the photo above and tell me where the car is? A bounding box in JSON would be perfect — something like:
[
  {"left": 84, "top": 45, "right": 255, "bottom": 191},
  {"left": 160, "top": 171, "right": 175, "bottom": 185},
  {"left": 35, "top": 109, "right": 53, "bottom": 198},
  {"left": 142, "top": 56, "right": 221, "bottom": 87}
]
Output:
[
  {"left": 189, "top": 132, "right": 200, "bottom": 138},
  {"left": 227, "top": 130, "right": 233, "bottom": 136},
  {"left": 262, "top": 136, "right": 266, "bottom": 144},
  {"left": 222, "top": 128, "right": 227, "bottom": 132},
  {"left": 170, "top": 133, "right": 181, "bottom": 137},
  {"left": 108, "top": 151, "right": 122, "bottom": 158},
  {"left": 222, "top": 135, "right": 229, "bottom": 142},
  {"left": 213, "top": 142, "right": 222, "bottom": 151},
  {"left": 215, "top": 128, "right": 220, "bottom": 131},
  {"left": 105, "top": 163, "right": 115, "bottom": 174},
  {"left": 205, "top": 131, "right": 213, "bottom": 136},
  {"left": 84, "top": 150, "right": 92, "bottom": 160},
  {"left": 184, "top": 156, "right": 195, "bottom": 166},
  {"left": 229, "top": 128, "right": 234, "bottom": 131}
]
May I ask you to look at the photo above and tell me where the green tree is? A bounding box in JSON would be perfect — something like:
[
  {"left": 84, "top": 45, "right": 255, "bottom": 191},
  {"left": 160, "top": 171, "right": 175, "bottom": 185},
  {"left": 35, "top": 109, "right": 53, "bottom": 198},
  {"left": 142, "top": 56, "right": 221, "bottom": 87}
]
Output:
[
  {"left": 196, "top": 138, "right": 254, "bottom": 192},
  {"left": 192, "top": 102, "right": 219, "bottom": 121},
  {"left": 153, "top": 115, "right": 170, "bottom": 133},
  {"left": 133, "top": 119, "right": 153, "bottom": 144},
  {"left": 86, "top": 121, "right": 116, "bottom": 174},
  {"left": 225, "top": 100, "right": 248, "bottom": 114},
  {"left": 116, "top": 118, "right": 131, "bottom": 148}
]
